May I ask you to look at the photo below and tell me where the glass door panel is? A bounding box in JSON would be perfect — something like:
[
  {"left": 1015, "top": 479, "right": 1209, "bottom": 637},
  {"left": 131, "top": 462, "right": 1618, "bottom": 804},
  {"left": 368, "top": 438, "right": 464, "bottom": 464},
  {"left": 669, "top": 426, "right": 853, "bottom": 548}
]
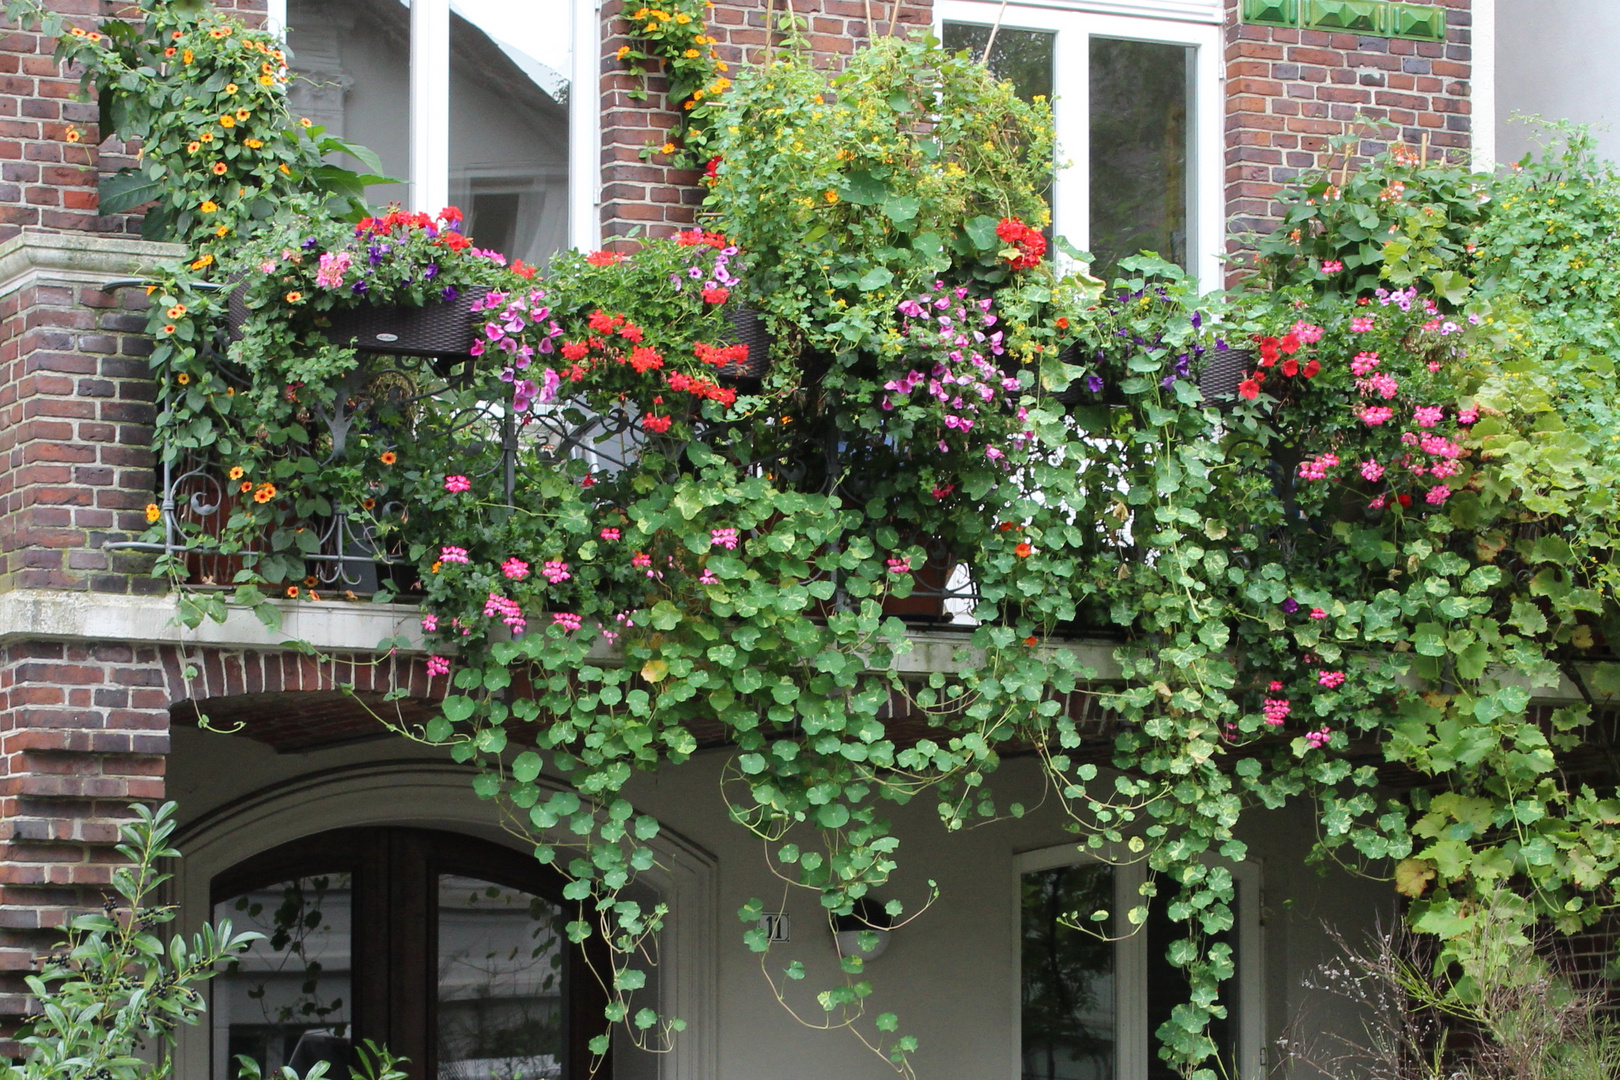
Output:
[
  {"left": 436, "top": 875, "right": 569, "bottom": 1080},
  {"left": 213, "top": 874, "right": 355, "bottom": 1080},
  {"left": 1022, "top": 864, "right": 1117, "bottom": 1080},
  {"left": 1088, "top": 38, "right": 1194, "bottom": 277}
]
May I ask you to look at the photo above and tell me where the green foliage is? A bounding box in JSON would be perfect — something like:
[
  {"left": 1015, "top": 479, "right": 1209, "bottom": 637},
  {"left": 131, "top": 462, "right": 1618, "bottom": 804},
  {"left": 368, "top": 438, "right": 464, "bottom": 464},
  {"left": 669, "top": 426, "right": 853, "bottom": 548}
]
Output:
[
  {"left": 0, "top": 803, "right": 259, "bottom": 1080},
  {"left": 17, "top": 0, "right": 1620, "bottom": 1072},
  {"left": 617, "top": 0, "right": 733, "bottom": 165}
]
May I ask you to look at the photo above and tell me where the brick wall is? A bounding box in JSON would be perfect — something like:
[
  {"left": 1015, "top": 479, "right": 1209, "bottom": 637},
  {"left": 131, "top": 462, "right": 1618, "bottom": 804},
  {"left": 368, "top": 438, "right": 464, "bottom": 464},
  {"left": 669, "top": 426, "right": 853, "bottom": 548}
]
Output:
[
  {"left": 598, "top": 0, "right": 930, "bottom": 243},
  {"left": 0, "top": 242, "right": 171, "bottom": 594},
  {"left": 1223, "top": 0, "right": 1475, "bottom": 267}
]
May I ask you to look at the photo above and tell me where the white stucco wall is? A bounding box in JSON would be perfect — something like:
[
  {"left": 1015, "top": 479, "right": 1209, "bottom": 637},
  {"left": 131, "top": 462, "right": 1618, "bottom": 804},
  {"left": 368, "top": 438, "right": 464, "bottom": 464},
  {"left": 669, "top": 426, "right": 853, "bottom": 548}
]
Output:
[
  {"left": 1496, "top": 0, "right": 1620, "bottom": 167},
  {"left": 167, "top": 724, "right": 1391, "bottom": 1080}
]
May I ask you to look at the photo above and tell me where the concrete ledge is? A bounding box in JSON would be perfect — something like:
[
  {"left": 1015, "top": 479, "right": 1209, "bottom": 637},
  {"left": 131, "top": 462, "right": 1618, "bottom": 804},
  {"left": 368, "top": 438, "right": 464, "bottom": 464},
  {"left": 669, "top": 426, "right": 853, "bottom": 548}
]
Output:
[
  {"left": 0, "top": 229, "right": 185, "bottom": 301},
  {"left": 0, "top": 590, "right": 426, "bottom": 653}
]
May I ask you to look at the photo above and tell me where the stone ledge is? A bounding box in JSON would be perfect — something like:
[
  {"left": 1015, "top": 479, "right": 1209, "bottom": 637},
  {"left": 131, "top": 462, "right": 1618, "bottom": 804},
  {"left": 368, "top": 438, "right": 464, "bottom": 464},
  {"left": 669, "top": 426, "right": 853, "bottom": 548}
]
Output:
[
  {"left": 0, "top": 590, "right": 426, "bottom": 654},
  {"left": 0, "top": 229, "right": 185, "bottom": 301}
]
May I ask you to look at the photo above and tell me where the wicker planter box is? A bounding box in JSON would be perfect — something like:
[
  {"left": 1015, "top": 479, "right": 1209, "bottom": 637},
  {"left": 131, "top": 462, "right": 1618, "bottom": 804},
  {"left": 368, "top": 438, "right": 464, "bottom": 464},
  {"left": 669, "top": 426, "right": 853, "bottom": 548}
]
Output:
[
  {"left": 718, "top": 306, "right": 772, "bottom": 383},
  {"left": 226, "top": 281, "right": 491, "bottom": 360}
]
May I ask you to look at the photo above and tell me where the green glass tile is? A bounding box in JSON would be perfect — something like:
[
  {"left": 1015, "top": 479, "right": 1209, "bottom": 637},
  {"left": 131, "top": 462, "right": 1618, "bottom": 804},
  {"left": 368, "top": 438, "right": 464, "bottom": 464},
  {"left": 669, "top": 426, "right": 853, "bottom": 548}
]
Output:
[
  {"left": 1242, "top": 0, "right": 1297, "bottom": 26},
  {"left": 1390, "top": 4, "right": 1446, "bottom": 41},
  {"left": 1304, "top": 0, "right": 1386, "bottom": 34}
]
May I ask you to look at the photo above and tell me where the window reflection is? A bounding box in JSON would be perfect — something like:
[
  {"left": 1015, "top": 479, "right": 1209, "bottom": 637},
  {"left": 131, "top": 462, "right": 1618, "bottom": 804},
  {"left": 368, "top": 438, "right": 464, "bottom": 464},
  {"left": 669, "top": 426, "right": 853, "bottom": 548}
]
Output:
[
  {"left": 437, "top": 875, "right": 569, "bottom": 1080},
  {"left": 287, "top": 0, "right": 411, "bottom": 210},
  {"left": 213, "top": 875, "right": 354, "bottom": 1080},
  {"left": 1089, "top": 38, "right": 1193, "bottom": 276},
  {"left": 450, "top": 4, "right": 571, "bottom": 266},
  {"left": 1022, "top": 864, "right": 1116, "bottom": 1080}
]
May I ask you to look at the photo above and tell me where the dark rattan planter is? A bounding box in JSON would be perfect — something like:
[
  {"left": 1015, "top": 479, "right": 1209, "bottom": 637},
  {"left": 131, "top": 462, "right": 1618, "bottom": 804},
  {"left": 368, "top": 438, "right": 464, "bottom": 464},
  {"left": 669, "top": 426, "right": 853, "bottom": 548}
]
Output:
[
  {"left": 718, "top": 306, "right": 772, "bottom": 383},
  {"left": 1050, "top": 344, "right": 1253, "bottom": 408},
  {"left": 226, "top": 282, "right": 491, "bottom": 360}
]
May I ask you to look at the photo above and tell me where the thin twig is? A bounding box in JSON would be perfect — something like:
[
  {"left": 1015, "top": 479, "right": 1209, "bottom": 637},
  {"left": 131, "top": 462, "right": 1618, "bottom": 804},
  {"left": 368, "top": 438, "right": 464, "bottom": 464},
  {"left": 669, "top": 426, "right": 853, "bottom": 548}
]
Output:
[
  {"left": 863, "top": 0, "right": 876, "bottom": 44},
  {"left": 980, "top": 0, "right": 1011, "bottom": 65},
  {"left": 765, "top": 0, "right": 777, "bottom": 65},
  {"left": 886, "top": 0, "right": 904, "bottom": 40}
]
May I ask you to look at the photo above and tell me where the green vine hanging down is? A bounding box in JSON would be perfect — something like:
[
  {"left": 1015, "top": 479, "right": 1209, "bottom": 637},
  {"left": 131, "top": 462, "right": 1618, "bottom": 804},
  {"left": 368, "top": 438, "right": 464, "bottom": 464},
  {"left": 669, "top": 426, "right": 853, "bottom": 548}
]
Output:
[{"left": 10, "top": 0, "right": 1620, "bottom": 1076}]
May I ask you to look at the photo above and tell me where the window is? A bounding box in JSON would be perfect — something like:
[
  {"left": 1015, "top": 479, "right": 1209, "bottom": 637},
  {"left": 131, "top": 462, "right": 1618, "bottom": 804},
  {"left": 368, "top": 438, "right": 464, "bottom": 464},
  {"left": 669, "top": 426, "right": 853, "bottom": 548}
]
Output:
[
  {"left": 211, "top": 828, "right": 610, "bottom": 1080},
  {"left": 271, "top": 0, "right": 596, "bottom": 260},
  {"left": 938, "top": 4, "right": 1221, "bottom": 284},
  {"left": 1016, "top": 850, "right": 1262, "bottom": 1080}
]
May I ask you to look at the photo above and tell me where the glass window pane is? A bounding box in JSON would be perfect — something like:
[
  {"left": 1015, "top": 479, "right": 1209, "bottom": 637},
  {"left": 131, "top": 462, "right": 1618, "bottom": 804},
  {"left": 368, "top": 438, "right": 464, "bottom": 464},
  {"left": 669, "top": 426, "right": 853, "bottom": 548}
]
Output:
[
  {"left": 449, "top": 3, "right": 572, "bottom": 267},
  {"left": 941, "top": 23, "right": 1055, "bottom": 104},
  {"left": 213, "top": 875, "right": 355, "bottom": 1080},
  {"left": 437, "top": 875, "right": 568, "bottom": 1080},
  {"left": 1089, "top": 38, "right": 1193, "bottom": 276},
  {"left": 1022, "top": 865, "right": 1116, "bottom": 1080},
  {"left": 286, "top": 0, "right": 411, "bottom": 210}
]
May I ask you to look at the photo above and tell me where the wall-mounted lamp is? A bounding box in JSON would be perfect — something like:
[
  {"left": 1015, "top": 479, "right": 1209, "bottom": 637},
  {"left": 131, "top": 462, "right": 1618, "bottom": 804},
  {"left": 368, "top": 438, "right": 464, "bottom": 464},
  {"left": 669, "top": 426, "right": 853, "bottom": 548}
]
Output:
[{"left": 832, "top": 896, "right": 893, "bottom": 962}]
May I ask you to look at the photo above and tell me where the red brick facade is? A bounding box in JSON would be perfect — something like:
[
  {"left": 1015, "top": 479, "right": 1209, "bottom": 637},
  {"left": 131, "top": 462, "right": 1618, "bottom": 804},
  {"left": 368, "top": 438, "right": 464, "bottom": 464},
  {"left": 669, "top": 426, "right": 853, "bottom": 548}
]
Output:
[{"left": 1223, "top": 0, "right": 1476, "bottom": 264}]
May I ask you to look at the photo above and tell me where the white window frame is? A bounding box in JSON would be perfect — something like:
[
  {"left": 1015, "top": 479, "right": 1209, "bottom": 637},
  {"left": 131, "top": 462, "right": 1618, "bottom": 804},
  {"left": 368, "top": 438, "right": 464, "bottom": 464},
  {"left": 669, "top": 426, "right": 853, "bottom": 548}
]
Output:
[
  {"left": 935, "top": 2, "right": 1223, "bottom": 287},
  {"left": 1013, "top": 844, "right": 1265, "bottom": 1080},
  {"left": 265, "top": 0, "right": 600, "bottom": 253}
]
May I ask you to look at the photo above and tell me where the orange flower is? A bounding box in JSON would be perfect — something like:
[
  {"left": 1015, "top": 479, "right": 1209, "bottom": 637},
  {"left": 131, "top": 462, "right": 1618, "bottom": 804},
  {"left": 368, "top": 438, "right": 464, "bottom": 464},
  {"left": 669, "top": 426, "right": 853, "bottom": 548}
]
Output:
[
  {"left": 235, "top": 109, "right": 250, "bottom": 121},
  {"left": 379, "top": 451, "right": 397, "bottom": 465},
  {"left": 164, "top": 46, "right": 176, "bottom": 57},
  {"left": 176, "top": 373, "right": 190, "bottom": 385},
  {"left": 65, "top": 127, "right": 81, "bottom": 143},
  {"left": 286, "top": 585, "right": 300, "bottom": 598},
  {"left": 617, "top": 45, "right": 631, "bottom": 59},
  {"left": 211, "top": 161, "right": 227, "bottom": 174},
  {"left": 199, "top": 132, "right": 213, "bottom": 143},
  {"left": 299, "top": 117, "right": 312, "bottom": 127},
  {"left": 303, "top": 575, "right": 317, "bottom": 587},
  {"left": 258, "top": 74, "right": 274, "bottom": 86},
  {"left": 224, "top": 82, "right": 238, "bottom": 94},
  {"left": 1024, "top": 635, "right": 1038, "bottom": 647},
  {"left": 307, "top": 590, "right": 320, "bottom": 601},
  {"left": 253, "top": 483, "right": 277, "bottom": 503},
  {"left": 1056, "top": 316, "right": 1070, "bottom": 330},
  {"left": 69, "top": 26, "right": 85, "bottom": 36},
  {"left": 160, "top": 324, "right": 176, "bottom": 335},
  {"left": 186, "top": 140, "right": 200, "bottom": 153},
  {"left": 244, "top": 137, "right": 263, "bottom": 149},
  {"left": 1015, "top": 542, "right": 1032, "bottom": 558},
  {"left": 182, "top": 49, "right": 193, "bottom": 63},
  {"left": 279, "top": 163, "right": 290, "bottom": 174},
  {"left": 220, "top": 114, "right": 235, "bottom": 128},
  {"left": 144, "top": 503, "right": 161, "bottom": 523},
  {"left": 239, "top": 480, "right": 254, "bottom": 493},
  {"left": 431, "top": 560, "right": 443, "bottom": 574},
  {"left": 228, "top": 466, "right": 245, "bottom": 480},
  {"left": 285, "top": 290, "right": 302, "bottom": 303},
  {"left": 200, "top": 200, "right": 218, "bottom": 213},
  {"left": 215, "top": 225, "right": 229, "bottom": 237},
  {"left": 166, "top": 304, "right": 186, "bottom": 318},
  {"left": 361, "top": 497, "right": 376, "bottom": 510}
]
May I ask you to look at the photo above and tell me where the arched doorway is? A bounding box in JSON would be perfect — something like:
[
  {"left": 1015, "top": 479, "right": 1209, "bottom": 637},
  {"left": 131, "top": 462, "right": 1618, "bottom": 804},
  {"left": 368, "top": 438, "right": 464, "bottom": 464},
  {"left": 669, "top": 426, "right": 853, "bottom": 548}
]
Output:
[{"left": 210, "top": 827, "right": 609, "bottom": 1080}]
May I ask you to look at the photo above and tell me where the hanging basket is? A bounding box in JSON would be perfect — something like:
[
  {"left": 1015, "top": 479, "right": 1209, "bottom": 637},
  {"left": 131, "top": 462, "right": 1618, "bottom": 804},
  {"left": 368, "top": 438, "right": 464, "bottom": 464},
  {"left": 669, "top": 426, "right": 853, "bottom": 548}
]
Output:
[
  {"left": 717, "top": 306, "right": 773, "bottom": 383},
  {"left": 1049, "top": 344, "right": 1253, "bottom": 408}
]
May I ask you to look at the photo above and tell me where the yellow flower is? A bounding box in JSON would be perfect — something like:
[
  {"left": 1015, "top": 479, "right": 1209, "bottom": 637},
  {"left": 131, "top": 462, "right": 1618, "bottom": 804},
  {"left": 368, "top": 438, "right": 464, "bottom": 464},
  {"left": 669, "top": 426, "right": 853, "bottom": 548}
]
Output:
[
  {"left": 644, "top": 23, "right": 658, "bottom": 31},
  {"left": 674, "top": 12, "right": 690, "bottom": 22},
  {"left": 244, "top": 137, "right": 263, "bottom": 148},
  {"left": 285, "top": 290, "right": 303, "bottom": 303},
  {"left": 166, "top": 304, "right": 187, "bottom": 318},
  {"left": 199, "top": 200, "right": 218, "bottom": 213},
  {"left": 228, "top": 466, "right": 245, "bottom": 480},
  {"left": 186, "top": 140, "right": 200, "bottom": 152},
  {"left": 200, "top": 132, "right": 214, "bottom": 143},
  {"left": 225, "top": 82, "right": 238, "bottom": 94},
  {"left": 824, "top": 190, "right": 838, "bottom": 203},
  {"left": 279, "top": 162, "right": 290, "bottom": 174},
  {"left": 715, "top": 60, "right": 728, "bottom": 71},
  {"left": 182, "top": 49, "right": 193, "bottom": 63},
  {"left": 220, "top": 114, "right": 235, "bottom": 128},
  {"left": 176, "top": 372, "right": 190, "bottom": 385},
  {"left": 254, "top": 483, "right": 277, "bottom": 503},
  {"left": 683, "top": 48, "right": 699, "bottom": 57},
  {"left": 190, "top": 253, "right": 215, "bottom": 270},
  {"left": 617, "top": 44, "right": 632, "bottom": 59},
  {"left": 813, "top": 94, "right": 823, "bottom": 104},
  {"left": 215, "top": 225, "right": 229, "bottom": 237},
  {"left": 258, "top": 74, "right": 273, "bottom": 86},
  {"left": 299, "top": 117, "right": 312, "bottom": 127},
  {"left": 235, "top": 108, "right": 250, "bottom": 121},
  {"left": 379, "top": 451, "right": 398, "bottom": 465},
  {"left": 145, "top": 503, "right": 161, "bottom": 523},
  {"left": 660, "top": 142, "right": 676, "bottom": 154},
  {"left": 65, "top": 126, "right": 81, "bottom": 143},
  {"left": 691, "top": 89, "right": 704, "bottom": 101}
]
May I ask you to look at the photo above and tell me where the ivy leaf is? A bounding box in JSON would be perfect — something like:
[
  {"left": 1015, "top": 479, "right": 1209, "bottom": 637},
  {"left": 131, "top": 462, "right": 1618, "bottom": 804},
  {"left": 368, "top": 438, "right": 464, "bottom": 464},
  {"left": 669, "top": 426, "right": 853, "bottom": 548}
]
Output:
[{"left": 1393, "top": 857, "right": 1436, "bottom": 898}]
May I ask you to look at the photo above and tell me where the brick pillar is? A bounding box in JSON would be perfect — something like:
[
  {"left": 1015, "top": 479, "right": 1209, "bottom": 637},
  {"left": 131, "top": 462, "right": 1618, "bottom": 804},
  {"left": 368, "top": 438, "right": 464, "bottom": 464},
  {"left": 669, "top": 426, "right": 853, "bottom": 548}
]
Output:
[
  {"left": 1222, "top": 0, "right": 1475, "bottom": 274},
  {"left": 0, "top": 639, "right": 170, "bottom": 1022},
  {"left": 0, "top": 232, "right": 181, "bottom": 594}
]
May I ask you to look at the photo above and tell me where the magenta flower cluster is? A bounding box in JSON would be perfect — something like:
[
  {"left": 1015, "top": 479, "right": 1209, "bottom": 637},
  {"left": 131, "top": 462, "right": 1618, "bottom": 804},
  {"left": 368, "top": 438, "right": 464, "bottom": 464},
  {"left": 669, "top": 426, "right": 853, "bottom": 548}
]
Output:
[
  {"left": 471, "top": 288, "right": 564, "bottom": 414},
  {"left": 890, "top": 283, "right": 1021, "bottom": 458}
]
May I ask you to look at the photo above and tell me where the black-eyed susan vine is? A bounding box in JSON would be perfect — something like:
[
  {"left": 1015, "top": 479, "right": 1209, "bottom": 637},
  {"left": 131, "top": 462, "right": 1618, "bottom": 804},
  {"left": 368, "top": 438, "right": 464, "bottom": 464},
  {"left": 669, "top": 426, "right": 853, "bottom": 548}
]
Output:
[{"left": 617, "top": 0, "right": 733, "bottom": 166}]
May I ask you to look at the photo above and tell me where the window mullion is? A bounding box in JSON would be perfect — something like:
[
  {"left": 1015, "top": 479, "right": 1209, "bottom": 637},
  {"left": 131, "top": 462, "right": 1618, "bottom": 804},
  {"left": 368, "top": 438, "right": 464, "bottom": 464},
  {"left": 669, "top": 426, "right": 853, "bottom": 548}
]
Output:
[
  {"left": 1053, "top": 17, "right": 1089, "bottom": 263},
  {"left": 1115, "top": 860, "right": 1149, "bottom": 1080},
  {"left": 410, "top": 0, "right": 451, "bottom": 214}
]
